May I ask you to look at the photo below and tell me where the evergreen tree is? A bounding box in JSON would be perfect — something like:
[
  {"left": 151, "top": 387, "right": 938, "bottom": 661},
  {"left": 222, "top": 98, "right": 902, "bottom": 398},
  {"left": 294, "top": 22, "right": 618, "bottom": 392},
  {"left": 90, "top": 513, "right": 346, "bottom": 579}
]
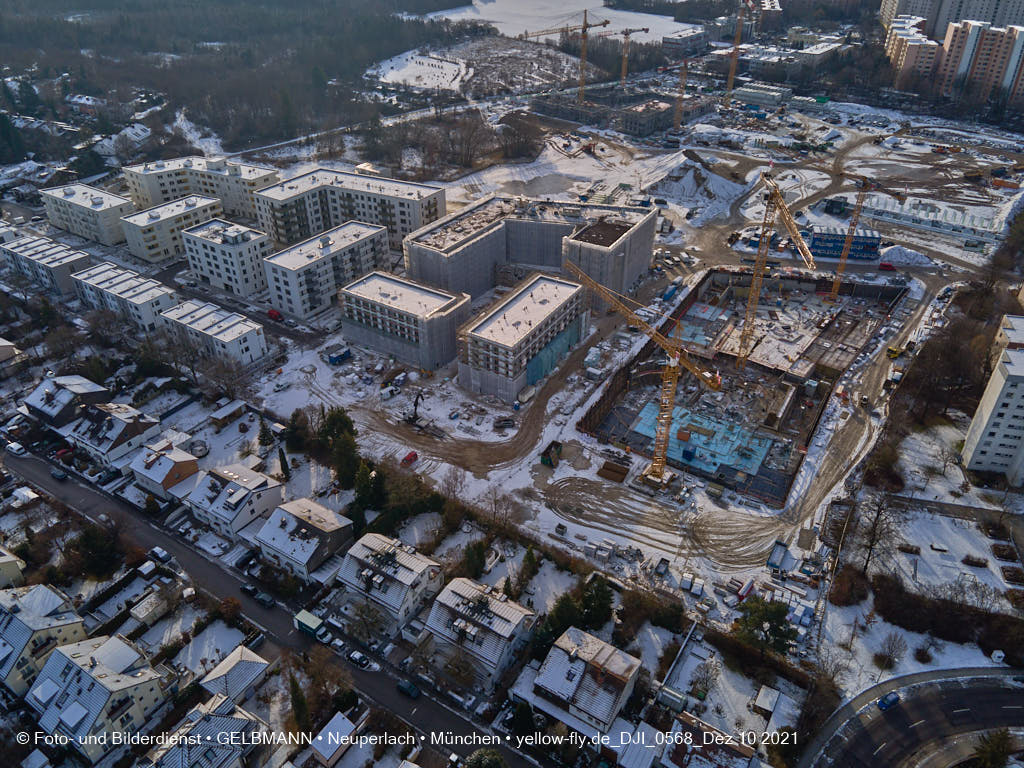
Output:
[
  {"left": 735, "top": 597, "right": 797, "bottom": 658},
  {"left": 332, "top": 432, "right": 359, "bottom": 489},
  {"left": 581, "top": 575, "right": 614, "bottom": 630},
  {"left": 289, "top": 673, "right": 310, "bottom": 732},
  {"left": 278, "top": 447, "right": 291, "bottom": 481},
  {"left": 258, "top": 419, "right": 274, "bottom": 446},
  {"left": 354, "top": 461, "right": 373, "bottom": 507}
]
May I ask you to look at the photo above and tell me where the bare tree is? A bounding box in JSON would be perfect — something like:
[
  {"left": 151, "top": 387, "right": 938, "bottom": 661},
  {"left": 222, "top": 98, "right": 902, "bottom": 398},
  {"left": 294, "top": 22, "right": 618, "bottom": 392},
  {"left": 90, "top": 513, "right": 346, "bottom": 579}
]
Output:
[
  {"left": 444, "top": 646, "right": 477, "bottom": 688},
  {"left": 348, "top": 600, "right": 386, "bottom": 644},
  {"left": 939, "top": 445, "right": 958, "bottom": 477},
  {"left": 201, "top": 357, "right": 252, "bottom": 400},
  {"left": 156, "top": 328, "right": 203, "bottom": 385},
  {"left": 689, "top": 657, "right": 720, "bottom": 696},
  {"left": 113, "top": 133, "right": 135, "bottom": 165},
  {"left": 875, "top": 631, "right": 908, "bottom": 670},
  {"left": 45, "top": 326, "right": 82, "bottom": 360},
  {"left": 854, "top": 494, "right": 907, "bottom": 575},
  {"left": 441, "top": 465, "right": 467, "bottom": 500},
  {"left": 84, "top": 309, "right": 123, "bottom": 345}
]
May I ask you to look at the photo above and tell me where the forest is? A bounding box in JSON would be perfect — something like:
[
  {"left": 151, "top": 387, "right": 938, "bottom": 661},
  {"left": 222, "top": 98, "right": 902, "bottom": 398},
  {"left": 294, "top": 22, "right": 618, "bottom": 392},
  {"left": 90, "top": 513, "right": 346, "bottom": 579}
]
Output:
[{"left": 0, "top": 0, "right": 491, "bottom": 149}]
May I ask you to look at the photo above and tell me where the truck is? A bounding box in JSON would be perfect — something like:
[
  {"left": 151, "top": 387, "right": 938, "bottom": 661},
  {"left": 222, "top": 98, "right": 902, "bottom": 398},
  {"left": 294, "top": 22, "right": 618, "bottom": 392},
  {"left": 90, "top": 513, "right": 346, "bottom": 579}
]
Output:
[
  {"left": 293, "top": 610, "right": 323, "bottom": 636},
  {"left": 540, "top": 440, "right": 563, "bottom": 468},
  {"left": 886, "top": 345, "right": 903, "bottom": 359}
]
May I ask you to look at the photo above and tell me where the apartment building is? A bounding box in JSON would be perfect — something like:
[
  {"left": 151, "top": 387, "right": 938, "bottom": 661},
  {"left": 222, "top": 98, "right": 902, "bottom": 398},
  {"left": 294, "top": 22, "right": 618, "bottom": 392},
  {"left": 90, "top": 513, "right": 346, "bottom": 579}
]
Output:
[
  {"left": 159, "top": 300, "right": 268, "bottom": 365},
  {"left": 885, "top": 16, "right": 941, "bottom": 88},
  {"left": 122, "top": 196, "right": 222, "bottom": 263},
  {"left": 339, "top": 271, "right": 471, "bottom": 370},
  {"left": 405, "top": 195, "right": 656, "bottom": 300},
  {"left": 962, "top": 342, "right": 1024, "bottom": 483},
  {"left": 0, "top": 235, "right": 90, "bottom": 296},
  {"left": 458, "top": 273, "right": 588, "bottom": 403},
  {"left": 182, "top": 464, "right": 283, "bottom": 540},
  {"left": 72, "top": 262, "right": 178, "bottom": 331},
  {"left": 60, "top": 402, "right": 162, "bottom": 467},
  {"left": 182, "top": 219, "right": 271, "bottom": 298},
  {"left": 881, "top": 0, "right": 1024, "bottom": 37},
  {"left": 661, "top": 26, "right": 707, "bottom": 56},
  {"left": 254, "top": 168, "right": 445, "bottom": 249},
  {"left": 880, "top": 0, "right": 941, "bottom": 30},
  {"left": 424, "top": 577, "right": 535, "bottom": 686},
  {"left": 0, "top": 585, "right": 86, "bottom": 696},
  {"left": 935, "top": 20, "right": 1024, "bottom": 104},
  {"left": 336, "top": 534, "right": 443, "bottom": 629},
  {"left": 264, "top": 222, "right": 388, "bottom": 319},
  {"left": 124, "top": 156, "right": 279, "bottom": 219},
  {"left": 41, "top": 184, "right": 134, "bottom": 246},
  {"left": 28, "top": 635, "right": 170, "bottom": 764},
  {"left": 255, "top": 499, "right": 353, "bottom": 582}
]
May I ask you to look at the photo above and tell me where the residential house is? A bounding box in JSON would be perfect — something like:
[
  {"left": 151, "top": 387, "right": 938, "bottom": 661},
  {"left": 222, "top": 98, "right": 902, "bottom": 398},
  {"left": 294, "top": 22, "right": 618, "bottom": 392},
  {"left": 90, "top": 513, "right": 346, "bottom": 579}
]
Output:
[
  {"left": 0, "top": 337, "right": 27, "bottom": 379},
  {"left": 129, "top": 439, "right": 199, "bottom": 501},
  {"left": 0, "top": 546, "right": 26, "bottom": 587},
  {"left": 22, "top": 375, "right": 110, "bottom": 428},
  {"left": 255, "top": 499, "right": 353, "bottom": 582},
  {"left": 424, "top": 577, "right": 535, "bottom": 686},
  {"left": 60, "top": 403, "right": 161, "bottom": 468},
  {"left": 199, "top": 646, "right": 270, "bottom": 703},
  {"left": 28, "top": 635, "right": 170, "bottom": 763},
  {"left": 312, "top": 711, "right": 357, "bottom": 768},
  {"left": 0, "top": 585, "right": 86, "bottom": 696},
  {"left": 659, "top": 712, "right": 756, "bottom": 768},
  {"left": 182, "top": 464, "right": 283, "bottom": 541},
  {"left": 139, "top": 694, "right": 266, "bottom": 768}
]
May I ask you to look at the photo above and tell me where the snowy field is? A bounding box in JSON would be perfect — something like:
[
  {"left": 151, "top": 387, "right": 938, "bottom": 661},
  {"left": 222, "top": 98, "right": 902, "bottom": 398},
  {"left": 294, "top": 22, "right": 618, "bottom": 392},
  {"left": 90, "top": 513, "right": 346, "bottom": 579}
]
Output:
[
  {"left": 369, "top": 50, "right": 470, "bottom": 92},
  {"left": 173, "top": 620, "right": 244, "bottom": 674}
]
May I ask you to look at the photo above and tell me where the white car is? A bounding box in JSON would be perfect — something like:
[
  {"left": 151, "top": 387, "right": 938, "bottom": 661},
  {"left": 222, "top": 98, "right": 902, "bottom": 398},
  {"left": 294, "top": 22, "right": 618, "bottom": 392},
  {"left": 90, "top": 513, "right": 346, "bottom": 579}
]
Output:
[{"left": 5, "top": 442, "right": 26, "bottom": 456}]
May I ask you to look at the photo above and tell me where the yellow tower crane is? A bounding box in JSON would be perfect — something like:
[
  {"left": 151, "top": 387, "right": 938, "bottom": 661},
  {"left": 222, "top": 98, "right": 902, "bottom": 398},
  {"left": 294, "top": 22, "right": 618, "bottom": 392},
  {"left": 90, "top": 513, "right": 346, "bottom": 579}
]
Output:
[
  {"left": 725, "top": 0, "right": 757, "bottom": 107},
  {"left": 519, "top": 11, "right": 610, "bottom": 103},
  {"left": 737, "top": 172, "right": 816, "bottom": 368},
  {"left": 563, "top": 260, "right": 722, "bottom": 484},
  {"left": 673, "top": 59, "right": 689, "bottom": 132},
  {"left": 597, "top": 27, "right": 650, "bottom": 87}
]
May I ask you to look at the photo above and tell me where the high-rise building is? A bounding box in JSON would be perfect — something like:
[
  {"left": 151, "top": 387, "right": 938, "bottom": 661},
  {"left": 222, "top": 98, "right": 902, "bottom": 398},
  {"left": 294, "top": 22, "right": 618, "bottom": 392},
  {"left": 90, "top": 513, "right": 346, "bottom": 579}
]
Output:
[
  {"left": 885, "top": 16, "right": 941, "bottom": 88},
  {"left": 121, "top": 196, "right": 222, "bottom": 263},
  {"left": 962, "top": 331, "right": 1024, "bottom": 484},
  {"left": 182, "top": 219, "right": 270, "bottom": 298},
  {"left": 40, "top": 184, "right": 134, "bottom": 246},
  {"left": 935, "top": 20, "right": 1024, "bottom": 103}
]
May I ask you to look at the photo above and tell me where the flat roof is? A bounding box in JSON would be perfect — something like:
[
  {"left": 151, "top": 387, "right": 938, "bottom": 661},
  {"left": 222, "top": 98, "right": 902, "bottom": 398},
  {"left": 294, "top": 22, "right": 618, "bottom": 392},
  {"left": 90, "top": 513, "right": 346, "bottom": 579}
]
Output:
[
  {"left": 1003, "top": 347, "right": 1024, "bottom": 377},
  {"left": 124, "top": 156, "right": 277, "bottom": 180},
  {"left": 408, "top": 195, "right": 651, "bottom": 253},
  {"left": 183, "top": 218, "right": 266, "bottom": 245},
  {"left": 72, "top": 262, "right": 175, "bottom": 305},
  {"left": 121, "top": 196, "right": 220, "bottom": 226},
  {"left": 255, "top": 167, "right": 441, "bottom": 202},
  {"left": 41, "top": 183, "right": 132, "bottom": 211},
  {"left": 342, "top": 270, "right": 462, "bottom": 318},
  {"left": 812, "top": 225, "right": 880, "bottom": 238},
  {"left": 161, "top": 300, "right": 262, "bottom": 342},
  {"left": 467, "top": 273, "right": 582, "bottom": 348},
  {"left": 570, "top": 220, "right": 634, "bottom": 246},
  {"left": 1, "top": 235, "right": 90, "bottom": 269},
  {"left": 265, "top": 222, "right": 385, "bottom": 271}
]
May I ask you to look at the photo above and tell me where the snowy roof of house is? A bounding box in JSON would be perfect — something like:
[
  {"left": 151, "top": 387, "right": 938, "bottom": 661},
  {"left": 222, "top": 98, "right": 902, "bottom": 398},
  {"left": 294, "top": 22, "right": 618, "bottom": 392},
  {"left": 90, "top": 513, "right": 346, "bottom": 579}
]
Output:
[
  {"left": 60, "top": 402, "right": 159, "bottom": 454},
  {"left": 337, "top": 533, "right": 440, "bottom": 614},
  {"left": 255, "top": 499, "right": 351, "bottom": 566},
  {"left": 121, "top": 195, "right": 220, "bottom": 227},
  {"left": 72, "top": 261, "right": 176, "bottom": 306},
  {"left": 341, "top": 270, "right": 464, "bottom": 318},
  {"left": 616, "top": 722, "right": 661, "bottom": 768},
  {"left": 42, "top": 183, "right": 132, "bottom": 211},
  {"left": 142, "top": 694, "right": 265, "bottom": 768},
  {"left": 20, "top": 749, "right": 52, "bottom": 768},
  {"left": 0, "top": 544, "right": 25, "bottom": 573},
  {"left": 1001, "top": 315, "right": 1024, "bottom": 345},
  {"left": 199, "top": 646, "right": 268, "bottom": 701},
  {"left": 30, "top": 635, "right": 164, "bottom": 743},
  {"left": 183, "top": 218, "right": 266, "bottom": 246},
  {"left": 126, "top": 156, "right": 277, "bottom": 181},
  {"left": 1, "top": 235, "right": 90, "bottom": 269},
  {"left": 23, "top": 375, "right": 108, "bottom": 418},
  {"left": 161, "top": 300, "right": 263, "bottom": 342},
  {"left": 661, "top": 713, "right": 755, "bottom": 768},
  {"left": 185, "top": 464, "right": 280, "bottom": 524},
  {"left": 1000, "top": 347, "right": 1024, "bottom": 377},
  {"left": 311, "top": 712, "right": 356, "bottom": 762},
  {"left": 265, "top": 222, "right": 385, "bottom": 271},
  {"left": 129, "top": 439, "right": 197, "bottom": 484},
  {"left": 255, "top": 167, "right": 440, "bottom": 201},
  {"left": 0, "top": 585, "right": 81, "bottom": 681},
  {"left": 466, "top": 274, "right": 582, "bottom": 348}
]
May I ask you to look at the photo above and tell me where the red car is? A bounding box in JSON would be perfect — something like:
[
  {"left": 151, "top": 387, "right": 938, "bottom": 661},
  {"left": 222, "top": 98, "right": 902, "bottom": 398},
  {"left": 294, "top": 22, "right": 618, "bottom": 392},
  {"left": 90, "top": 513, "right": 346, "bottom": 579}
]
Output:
[
  {"left": 267, "top": 309, "right": 284, "bottom": 321},
  {"left": 401, "top": 451, "right": 418, "bottom": 466},
  {"left": 878, "top": 262, "right": 896, "bottom": 271},
  {"left": 55, "top": 448, "right": 74, "bottom": 463}
]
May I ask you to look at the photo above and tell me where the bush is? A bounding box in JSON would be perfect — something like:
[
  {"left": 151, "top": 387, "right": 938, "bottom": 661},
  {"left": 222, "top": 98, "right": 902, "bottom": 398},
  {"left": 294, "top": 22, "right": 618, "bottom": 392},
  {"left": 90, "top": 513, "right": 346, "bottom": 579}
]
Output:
[
  {"left": 992, "top": 543, "right": 1019, "bottom": 562},
  {"left": 1007, "top": 589, "right": 1024, "bottom": 611},
  {"left": 913, "top": 645, "right": 933, "bottom": 664},
  {"left": 1002, "top": 567, "right": 1024, "bottom": 586},
  {"left": 962, "top": 554, "right": 988, "bottom": 568},
  {"left": 829, "top": 565, "right": 870, "bottom": 606}
]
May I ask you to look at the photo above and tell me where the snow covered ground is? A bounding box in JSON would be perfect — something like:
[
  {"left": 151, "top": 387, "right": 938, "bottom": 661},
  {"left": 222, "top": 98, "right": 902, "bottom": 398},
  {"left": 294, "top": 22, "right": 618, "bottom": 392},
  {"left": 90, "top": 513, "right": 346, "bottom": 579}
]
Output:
[
  {"left": 369, "top": 50, "right": 470, "bottom": 92},
  {"left": 173, "top": 620, "right": 244, "bottom": 674}
]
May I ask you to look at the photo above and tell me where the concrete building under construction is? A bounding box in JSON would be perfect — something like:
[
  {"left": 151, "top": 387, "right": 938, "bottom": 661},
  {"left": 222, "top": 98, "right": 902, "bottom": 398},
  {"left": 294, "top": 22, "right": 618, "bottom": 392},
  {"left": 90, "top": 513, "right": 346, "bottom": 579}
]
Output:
[
  {"left": 531, "top": 85, "right": 714, "bottom": 136},
  {"left": 404, "top": 194, "right": 657, "bottom": 300}
]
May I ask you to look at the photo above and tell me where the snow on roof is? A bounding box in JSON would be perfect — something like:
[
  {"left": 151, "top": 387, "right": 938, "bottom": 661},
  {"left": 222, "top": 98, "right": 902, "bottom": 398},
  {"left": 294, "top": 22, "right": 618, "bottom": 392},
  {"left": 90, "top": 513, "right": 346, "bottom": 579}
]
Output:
[
  {"left": 160, "top": 300, "right": 263, "bottom": 343},
  {"left": 0, "top": 586, "right": 81, "bottom": 682},
  {"left": 41, "top": 183, "right": 131, "bottom": 211},
  {"left": 466, "top": 274, "right": 582, "bottom": 348},
  {"left": 256, "top": 167, "right": 441, "bottom": 201},
  {"left": 60, "top": 402, "right": 159, "bottom": 454},
  {"left": 20, "top": 749, "right": 52, "bottom": 768},
  {"left": 341, "top": 270, "right": 463, "bottom": 318},
  {"left": 125, "top": 156, "right": 277, "bottom": 181},
  {"left": 312, "top": 712, "right": 356, "bottom": 762},
  {"left": 183, "top": 218, "right": 266, "bottom": 245},
  {"left": 1001, "top": 315, "right": 1024, "bottom": 346},
  {"left": 1001, "top": 347, "right": 1024, "bottom": 377},
  {"left": 144, "top": 694, "right": 266, "bottom": 768},
  {"left": 23, "top": 375, "right": 108, "bottom": 418},
  {"left": 337, "top": 533, "right": 441, "bottom": 615},
  {"left": 255, "top": 499, "right": 351, "bottom": 566},
  {"left": 121, "top": 195, "right": 219, "bottom": 226},
  {"left": 265, "top": 222, "right": 385, "bottom": 271},
  {"left": 811, "top": 224, "right": 880, "bottom": 239},
  {"left": 185, "top": 464, "right": 280, "bottom": 524},
  {"left": 754, "top": 684, "right": 780, "bottom": 713},
  {"left": 129, "top": 439, "right": 197, "bottom": 484},
  {"left": 616, "top": 722, "right": 661, "bottom": 768},
  {"left": 72, "top": 262, "right": 176, "bottom": 306},
  {"left": 199, "top": 646, "right": 269, "bottom": 701},
  {"left": 1, "top": 235, "right": 90, "bottom": 269}
]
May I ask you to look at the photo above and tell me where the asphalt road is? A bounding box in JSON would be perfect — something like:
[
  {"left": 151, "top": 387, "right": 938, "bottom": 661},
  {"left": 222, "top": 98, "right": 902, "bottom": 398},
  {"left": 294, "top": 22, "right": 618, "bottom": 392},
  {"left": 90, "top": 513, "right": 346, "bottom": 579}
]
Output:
[{"left": 2, "top": 452, "right": 527, "bottom": 765}]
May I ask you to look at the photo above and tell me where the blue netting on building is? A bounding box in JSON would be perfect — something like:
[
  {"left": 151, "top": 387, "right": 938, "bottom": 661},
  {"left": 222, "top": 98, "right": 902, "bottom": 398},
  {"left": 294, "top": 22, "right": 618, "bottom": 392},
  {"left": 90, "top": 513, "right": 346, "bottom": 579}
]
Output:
[{"left": 526, "top": 316, "right": 582, "bottom": 385}]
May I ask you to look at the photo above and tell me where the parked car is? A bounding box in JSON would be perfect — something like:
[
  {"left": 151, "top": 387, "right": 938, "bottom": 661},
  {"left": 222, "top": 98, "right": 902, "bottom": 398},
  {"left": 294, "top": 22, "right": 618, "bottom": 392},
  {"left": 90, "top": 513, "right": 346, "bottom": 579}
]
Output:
[
  {"left": 49, "top": 467, "right": 68, "bottom": 481},
  {"left": 877, "top": 692, "right": 901, "bottom": 711},
  {"left": 240, "top": 583, "right": 258, "bottom": 597},
  {"left": 5, "top": 442, "right": 26, "bottom": 456},
  {"left": 55, "top": 448, "right": 74, "bottom": 462},
  {"left": 148, "top": 547, "right": 172, "bottom": 563},
  {"left": 267, "top": 309, "right": 284, "bottom": 321},
  {"left": 330, "top": 638, "right": 346, "bottom": 655},
  {"left": 347, "top": 650, "right": 370, "bottom": 668},
  {"left": 253, "top": 592, "right": 276, "bottom": 609},
  {"left": 396, "top": 680, "right": 421, "bottom": 699},
  {"left": 315, "top": 626, "right": 333, "bottom": 644}
]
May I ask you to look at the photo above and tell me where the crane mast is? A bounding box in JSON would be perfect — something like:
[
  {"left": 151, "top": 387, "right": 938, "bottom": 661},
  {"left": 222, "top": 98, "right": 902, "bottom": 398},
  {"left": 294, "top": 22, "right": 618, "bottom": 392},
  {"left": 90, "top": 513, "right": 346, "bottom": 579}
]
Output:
[{"left": 519, "top": 12, "right": 610, "bottom": 103}]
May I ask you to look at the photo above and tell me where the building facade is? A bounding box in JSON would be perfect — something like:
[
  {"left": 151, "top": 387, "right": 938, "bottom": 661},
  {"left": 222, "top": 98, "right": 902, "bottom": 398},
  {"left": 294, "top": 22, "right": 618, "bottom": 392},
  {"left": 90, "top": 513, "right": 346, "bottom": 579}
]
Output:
[
  {"left": 263, "top": 222, "right": 388, "bottom": 319},
  {"left": 41, "top": 184, "right": 134, "bottom": 246},
  {"left": 121, "top": 196, "right": 222, "bottom": 263},
  {"left": 935, "top": 20, "right": 1024, "bottom": 104},
  {"left": 962, "top": 344, "right": 1024, "bottom": 483},
  {"left": 458, "top": 273, "right": 588, "bottom": 403},
  {"left": 1, "top": 236, "right": 90, "bottom": 296},
  {"left": 183, "top": 219, "right": 271, "bottom": 298},
  {"left": 182, "top": 464, "right": 283, "bottom": 540},
  {"left": 72, "top": 262, "right": 178, "bottom": 332},
  {"left": 0, "top": 585, "right": 86, "bottom": 696},
  {"left": 129, "top": 439, "right": 200, "bottom": 501},
  {"left": 881, "top": 0, "right": 1024, "bottom": 37},
  {"left": 885, "top": 16, "right": 941, "bottom": 88},
  {"left": 254, "top": 168, "right": 446, "bottom": 250},
  {"left": 809, "top": 225, "right": 881, "bottom": 260},
  {"left": 123, "top": 156, "right": 279, "bottom": 219},
  {"left": 159, "top": 300, "right": 268, "bottom": 365},
  {"left": 661, "top": 26, "right": 708, "bottom": 57},
  {"left": 255, "top": 499, "right": 353, "bottom": 581},
  {"left": 60, "top": 403, "right": 162, "bottom": 467},
  {"left": 339, "top": 271, "right": 471, "bottom": 370}
]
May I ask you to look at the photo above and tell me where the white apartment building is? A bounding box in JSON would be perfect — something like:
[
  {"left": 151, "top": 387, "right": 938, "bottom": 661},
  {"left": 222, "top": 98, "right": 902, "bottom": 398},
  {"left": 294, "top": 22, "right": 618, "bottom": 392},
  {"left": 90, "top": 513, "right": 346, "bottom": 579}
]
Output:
[
  {"left": 254, "top": 168, "right": 446, "bottom": 249},
  {"left": 183, "top": 219, "right": 270, "bottom": 298},
  {"left": 255, "top": 499, "right": 353, "bottom": 582},
  {"left": 182, "top": 464, "right": 283, "bottom": 540},
  {"left": 124, "top": 156, "right": 279, "bottom": 219},
  {"left": 339, "top": 271, "right": 471, "bottom": 370},
  {"left": 424, "top": 577, "right": 535, "bottom": 686},
  {"left": 121, "top": 196, "right": 222, "bottom": 263},
  {"left": 0, "top": 585, "right": 86, "bottom": 697},
  {"left": 264, "top": 222, "right": 388, "bottom": 319},
  {"left": 72, "top": 262, "right": 178, "bottom": 331},
  {"left": 962, "top": 342, "right": 1024, "bottom": 484},
  {"left": 458, "top": 273, "right": 588, "bottom": 403},
  {"left": 336, "top": 534, "right": 443, "bottom": 629},
  {"left": 41, "top": 184, "right": 134, "bottom": 246},
  {"left": 160, "top": 299, "right": 268, "bottom": 365},
  {"left": 1, "top": 235, "right": 90, "bottom": 296},
  {"left": 28, "top": 635, "right": 170, "bottom": 764}
]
